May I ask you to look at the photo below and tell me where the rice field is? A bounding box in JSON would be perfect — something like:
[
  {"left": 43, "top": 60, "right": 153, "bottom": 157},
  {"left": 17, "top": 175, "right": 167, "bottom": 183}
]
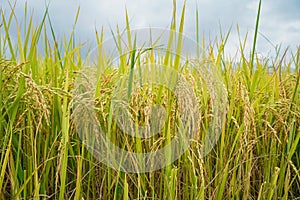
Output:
[{"left": 0, "top": 1, "right": 299, "bottom": 199}]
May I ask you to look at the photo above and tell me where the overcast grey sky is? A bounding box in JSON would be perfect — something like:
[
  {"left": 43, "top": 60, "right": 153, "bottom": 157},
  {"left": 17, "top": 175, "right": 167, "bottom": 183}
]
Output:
[{"left": 1, "top": 0, "right": 300, "bottom": 60}]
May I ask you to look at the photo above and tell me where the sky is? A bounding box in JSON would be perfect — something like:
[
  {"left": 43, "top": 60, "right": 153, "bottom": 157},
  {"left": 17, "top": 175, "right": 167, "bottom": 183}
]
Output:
[{"left": 1, "top": 0, "right": 300, "bottom": 62}]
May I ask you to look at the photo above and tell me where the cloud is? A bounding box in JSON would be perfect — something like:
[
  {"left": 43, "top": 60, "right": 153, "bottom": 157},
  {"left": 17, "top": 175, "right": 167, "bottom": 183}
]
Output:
[{"left": 1, "top": 0, "right": 299, "bottom": 59}]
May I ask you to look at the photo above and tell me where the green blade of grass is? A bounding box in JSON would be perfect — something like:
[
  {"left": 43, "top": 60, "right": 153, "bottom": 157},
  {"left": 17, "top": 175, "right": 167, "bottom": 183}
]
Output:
[
  {"left": 173, "top": 0, "right": 186, "bottom": 71},
  {"left": 250, "top": 0, "right": 262, "bottom": 74}
]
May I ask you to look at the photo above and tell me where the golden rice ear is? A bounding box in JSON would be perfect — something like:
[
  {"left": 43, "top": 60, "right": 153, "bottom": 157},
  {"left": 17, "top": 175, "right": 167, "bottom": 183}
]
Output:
[{"left": 1, "top": 58, "right": 50, "bottom": 130}]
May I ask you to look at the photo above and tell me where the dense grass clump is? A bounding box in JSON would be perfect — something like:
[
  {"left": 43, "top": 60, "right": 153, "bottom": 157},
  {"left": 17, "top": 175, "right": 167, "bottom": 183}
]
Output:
[{"left": 1, "top": 1, "right": 299, "bottom": 199}]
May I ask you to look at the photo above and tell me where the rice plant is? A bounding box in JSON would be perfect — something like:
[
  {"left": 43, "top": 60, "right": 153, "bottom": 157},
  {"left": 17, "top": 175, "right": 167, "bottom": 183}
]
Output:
[{"left": 0, "top": 1, "right": 299, "bottom": 199}]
